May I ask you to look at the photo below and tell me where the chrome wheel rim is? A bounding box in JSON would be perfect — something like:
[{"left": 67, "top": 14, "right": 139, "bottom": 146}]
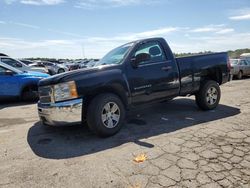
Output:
[
  {"left": 206, "top": 87, "right": 218, "bottom": 105},
  {"left": 101, "top": 102, "right": 120, "bottom": 128}
]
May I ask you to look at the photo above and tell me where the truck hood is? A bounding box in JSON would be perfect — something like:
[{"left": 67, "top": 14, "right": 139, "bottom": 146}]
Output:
[{"left": 38, "top": 65, "right": 113, "bottom": 86}]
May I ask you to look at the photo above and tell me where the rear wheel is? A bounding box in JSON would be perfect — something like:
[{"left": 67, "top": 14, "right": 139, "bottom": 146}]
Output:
[
  {"left": 87, "top": 93, "right": 125, "bottom": 137},
  {"left": 237, "top": 71, "right": 243, "bottom": 79},
  {"left": 195, "top": 80, "right": 221, "bottom": 110}
]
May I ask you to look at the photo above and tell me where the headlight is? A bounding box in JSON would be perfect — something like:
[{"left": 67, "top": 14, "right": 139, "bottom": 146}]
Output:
[{"left": 53, "top": 81, "right": 78, "bottom": 102}]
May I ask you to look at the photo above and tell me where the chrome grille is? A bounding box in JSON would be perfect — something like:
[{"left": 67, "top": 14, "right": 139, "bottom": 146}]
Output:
[{"left": 39, "top": 86, "right": 53, "bottom": 104}]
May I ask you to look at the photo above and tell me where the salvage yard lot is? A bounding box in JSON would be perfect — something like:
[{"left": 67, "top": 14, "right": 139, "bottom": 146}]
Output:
[{"left": 0, "top": 79, "right": 250, "bottom": 188}]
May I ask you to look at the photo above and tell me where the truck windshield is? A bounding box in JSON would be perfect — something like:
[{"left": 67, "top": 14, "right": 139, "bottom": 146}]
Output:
[{"left": 96, "top": 42, "right": 134, "bottom": 66}]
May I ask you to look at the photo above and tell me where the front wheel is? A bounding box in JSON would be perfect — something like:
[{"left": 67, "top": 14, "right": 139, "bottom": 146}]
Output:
[
  {"left": 195, "top": 80, "right": 221, "bottom": 111},
  {"left": 87, "top": 93, "right": 125, "bottom": 137},
  {"left": 57, "top": 69, "right": 65, "bottom": 74}
]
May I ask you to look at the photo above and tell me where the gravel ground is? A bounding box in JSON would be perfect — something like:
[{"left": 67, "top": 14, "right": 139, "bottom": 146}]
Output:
[{"left": 0, "top": 78, "right": 250, "bottom": 188}]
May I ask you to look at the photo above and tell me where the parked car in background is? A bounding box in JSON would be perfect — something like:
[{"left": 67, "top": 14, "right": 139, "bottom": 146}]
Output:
[
  {"left": 0, "top": 56, "right": 49, "bottom": 74},
  {"left": 230, "top": 59, "right": 250, "bottom": 79},
  {"left": 240, "top": 53, "right": 250, "bottom": 62},
  {"left": 32, "top": 61, "right": 69, "bottom": 75},
  {"left": 77, "top": 60, "right": 90, "bottom": 69},
  {"left": 0, "top": 62, "right": 49, "bottom": 101},
  {"left": 20, "top": 59, "right": 34, "bottom": 66},
  {"left": 49, "top": 59, "right": 66, "bottom": 65},
  {"left": 28, "top": 61, "right": 54, "bottom": 75},
  {"left": 64, "top": 62, "right": 80, "bottom": 71},
  {"left": 46, "top": 62, "right": 68, "bottom": 74},
  {"left": 87, "top": 59, "right": 99, "bottom": 67}
]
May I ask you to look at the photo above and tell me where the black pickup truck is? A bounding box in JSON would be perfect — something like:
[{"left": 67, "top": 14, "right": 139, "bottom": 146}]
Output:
[{"left": 38, "top": 38, "right": 230, "bottom": 136}]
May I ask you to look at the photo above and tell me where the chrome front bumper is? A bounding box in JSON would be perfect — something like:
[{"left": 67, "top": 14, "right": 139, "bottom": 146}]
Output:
[{"left": 38, "top": 98, "right": 83, "bottom": 126}]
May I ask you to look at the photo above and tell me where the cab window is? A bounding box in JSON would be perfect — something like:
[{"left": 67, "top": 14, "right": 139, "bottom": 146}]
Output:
[{"left": 134, "top": 41, "right": 166, "bottom": 65}]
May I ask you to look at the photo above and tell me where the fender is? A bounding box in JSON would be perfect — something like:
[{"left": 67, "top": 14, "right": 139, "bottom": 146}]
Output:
[
  {"left": 74, "top": 67, "right": 131, "bottom": 108},
  {"left": 19, "top": 79, "right": 39, "bottom": 96}
]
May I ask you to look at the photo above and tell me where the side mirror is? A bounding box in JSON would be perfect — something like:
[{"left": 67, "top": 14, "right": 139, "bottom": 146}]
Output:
[
  {"left": 131, "top": 53, "right": 151, "bottom": 68},
  {"left": 5, "top": 70, "right": 14, "bottom": 76}
]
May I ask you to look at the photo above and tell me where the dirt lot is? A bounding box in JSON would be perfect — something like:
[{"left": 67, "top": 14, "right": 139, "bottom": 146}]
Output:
[{"left": 0, "top": 79, "right": 250, "bottom": 188}]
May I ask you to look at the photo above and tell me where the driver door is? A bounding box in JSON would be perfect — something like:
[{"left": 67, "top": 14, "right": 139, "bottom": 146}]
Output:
[{"left": 126, "top": 41, "right": 180, "bottom": 105}]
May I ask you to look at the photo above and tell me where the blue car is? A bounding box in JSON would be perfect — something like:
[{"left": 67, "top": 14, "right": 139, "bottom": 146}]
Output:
[{"left": 0, "top": 61, "right": 49, "bottom": 101}]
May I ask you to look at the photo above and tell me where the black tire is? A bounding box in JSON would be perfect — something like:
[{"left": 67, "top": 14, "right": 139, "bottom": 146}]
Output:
[
  {"left": 57, "top": 69, "right": 65, "bottom": 74},
  {"left": 48, "top": 69, "right": 55, "bottom": 75},
  {"left": 195, "top": 80, "right": 221, "bottom": 111},
  {"left": 237, "top": 71, "right": 243, "bottom": 80},
  {"left": 87, "top": 93, "right": 125, "bottom": 137}
]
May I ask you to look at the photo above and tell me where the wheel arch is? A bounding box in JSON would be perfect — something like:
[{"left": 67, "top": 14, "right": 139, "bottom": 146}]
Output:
[
  {"left": 201, "top": 67, "right": 223, "bottom": 85},
  {"left": 20, "top": 83, "right": 38, "bottom": 95},
  {"left": 82, "top": 85, "right": 129, "bottom": 119},
  {"left": 57, "top": 68, "right": 65, "bottom": 73}
]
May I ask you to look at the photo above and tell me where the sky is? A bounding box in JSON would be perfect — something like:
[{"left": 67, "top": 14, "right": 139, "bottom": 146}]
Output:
[{"left": 0, "top": 0, "right": 250, "bottom": 59}]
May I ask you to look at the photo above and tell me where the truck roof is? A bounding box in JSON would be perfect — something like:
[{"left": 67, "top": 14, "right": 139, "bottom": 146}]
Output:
[{"left": 133, "top": 37, "right": 165, "bottom": 44}]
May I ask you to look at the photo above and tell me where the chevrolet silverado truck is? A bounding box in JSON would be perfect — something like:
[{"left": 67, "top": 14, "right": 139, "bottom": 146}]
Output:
[{"left": 38, "top": 38, "right": 230, "bottom": 137}]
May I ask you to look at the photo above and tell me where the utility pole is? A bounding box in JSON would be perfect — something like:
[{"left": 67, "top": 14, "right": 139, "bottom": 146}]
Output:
[{"left": 82, "top": 44, "right": 85, "bottom": 59}]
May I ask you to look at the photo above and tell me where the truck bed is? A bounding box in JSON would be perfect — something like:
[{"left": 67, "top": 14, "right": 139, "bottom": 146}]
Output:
[{"left": 176, "top": 52, "right": 229, "bottom": 96}]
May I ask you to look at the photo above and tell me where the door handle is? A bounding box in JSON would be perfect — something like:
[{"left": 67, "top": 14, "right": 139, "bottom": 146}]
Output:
[{"left": 162, "top": 66, "right": 172, "bottom": 71}]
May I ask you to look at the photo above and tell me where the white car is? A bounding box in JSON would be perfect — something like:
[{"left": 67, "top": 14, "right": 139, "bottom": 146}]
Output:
[
  {"left": 33, "top": 61, "right": 69, "bottom": 74},
  {"left": 0, "top": 56, "right": 48, "bottom": 74}
]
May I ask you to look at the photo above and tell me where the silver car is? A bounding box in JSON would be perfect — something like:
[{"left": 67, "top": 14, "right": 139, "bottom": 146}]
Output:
[
  {"left": 230, "top": 59, "right": 250, "bottom": 79},
  {"left": 33, "top": 61, "right": 69, "bottom": 74}
]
